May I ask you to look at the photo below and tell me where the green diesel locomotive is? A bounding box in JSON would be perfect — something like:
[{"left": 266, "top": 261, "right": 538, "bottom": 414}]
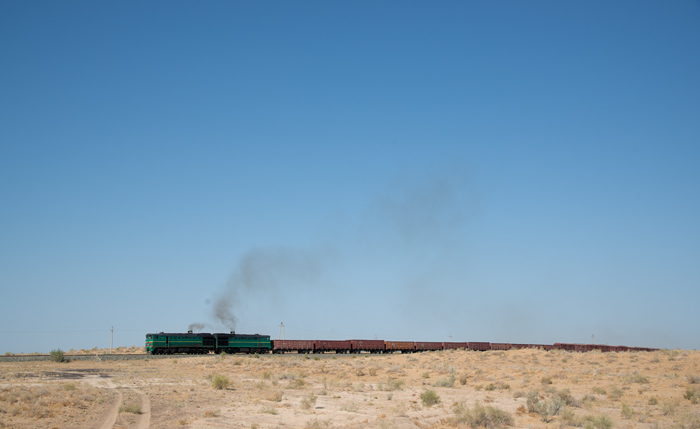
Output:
[{"left": 146, "top": 331, "right": 271, "bottom": 355}]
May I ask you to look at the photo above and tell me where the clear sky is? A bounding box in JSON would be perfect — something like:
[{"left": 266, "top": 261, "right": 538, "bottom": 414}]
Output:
[{"left": 1, "top": 2, "right": 699, "bottom": 353}]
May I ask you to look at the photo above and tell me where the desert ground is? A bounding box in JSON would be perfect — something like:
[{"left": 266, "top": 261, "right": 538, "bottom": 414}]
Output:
[{"left": 1, "top": 348, "right": 699, "bottom": 428}]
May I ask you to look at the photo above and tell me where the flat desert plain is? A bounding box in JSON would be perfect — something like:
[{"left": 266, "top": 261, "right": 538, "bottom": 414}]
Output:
[{"left": 1, "top": 348, "right": 699, "bottom": 428}]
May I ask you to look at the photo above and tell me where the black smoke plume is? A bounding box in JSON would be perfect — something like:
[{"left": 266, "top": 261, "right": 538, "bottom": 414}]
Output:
[{"left": 212, "top": 247, "right": 323, "bottom": 330}]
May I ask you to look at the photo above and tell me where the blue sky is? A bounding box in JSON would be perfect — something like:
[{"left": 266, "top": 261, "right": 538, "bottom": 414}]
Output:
[{"left": 1, "top": 1, "right": 698, "bottom": 353}]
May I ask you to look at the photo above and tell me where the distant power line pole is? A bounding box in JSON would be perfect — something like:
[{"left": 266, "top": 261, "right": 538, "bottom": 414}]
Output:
[
  {"left": 110, "top": 326, "right": 113, "bottom": 354},
  {"left": 278, "top": 323, "right": 285, "bottom": 340}
]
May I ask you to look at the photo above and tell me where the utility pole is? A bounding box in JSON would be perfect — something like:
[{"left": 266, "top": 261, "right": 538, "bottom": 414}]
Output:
[
  {"left": 278, "top": 323, "right": 285, "bottom": 340},
  {"left": 110, "top": 326, "right": 113, "bottom": 354},
  {"left": 592, "top": 334, "right": 595, "bottom": 345}
]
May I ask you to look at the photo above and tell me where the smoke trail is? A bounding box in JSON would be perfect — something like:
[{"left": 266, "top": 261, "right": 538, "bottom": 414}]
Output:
[
  {"left": 188, "top": 322, "right": 206, "bottom": 332},
  {"left": 211, "top": 247, "right": 323, "bottom": 330},
  {"left": 213, "top": 294, "right": 238, "bottom": 330}
]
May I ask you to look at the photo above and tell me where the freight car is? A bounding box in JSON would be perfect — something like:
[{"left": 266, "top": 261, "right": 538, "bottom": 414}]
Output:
[
  {"left": 270, "top": 340, "right": 314, "bottom": 354},
  {"left": 385, "top": 341, "right": 415, "bottom": 353},
  {"left": 146, "top": 331, "right": 270, "bottom": 355}
]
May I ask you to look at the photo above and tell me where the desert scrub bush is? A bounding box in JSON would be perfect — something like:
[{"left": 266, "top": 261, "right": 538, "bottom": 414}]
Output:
[
  {"left": 621, "top": 402, "right": 634, "bottom": 419},
  {"left": 119, "top": 402, "right": 142, "bottom": 414},
  {"left": 526, "top": 391, "right": 541, "bottom": 413},
  {"left": 211, "top": 374, "right": 230, "bottom": 390},
  {"left": 580, "top": 395, "right": 595, "bottom": 410},
  {"left": 261, "top": 404, "right": 278, "bottom": 414},
  {"left": 460, "top": 373, "right": 469, "bottom": 385},
  {"left": 420, "top": 389, "right": 441, "bottom": 407},
  {"left": 607, "top": 386, "right": 623, "bottom": 400},
  {"left": 300, "top": 392, "right": 318, "bottom": 410},
  {"left": 648, "top": 396, "right": 658, "bottom": 405},
  {"left": 491, "top": 381, "right": 511, "bottom": 391},
  {"left": 340, "top": 402, "right": 359, "bottom": 412},
  {"left": 305, "top": 418, "right": 332, "bottom": 429},
  {"left": 541, "top": 376, "right": 553, "bottom": 385},
  {"left": 592, "top": 387, "right": 606, "bottom": 395},
  {"left": 203, "top": 409, "right": 221, "bottom": 417},
  {"left": 265, "top": 390, "right": 283, "bottom": 402},
  {"left": 555, "top": 389, "right": 581, "bottom": 408},
  {"left": 49, "top": 349, "right": 65, "bottom": 363},
  {"left": 661, "top": 398, "right": 679, "bottom": 416},
  {"left": 624, "top": 372, "right": 650, "bottom": 384},
  {"left": 381, "top": 376, "right": 404, "bottom": 391},
  {"left": 687, "top": 374, "right": 700, "bottom": 384},
  {"left": 422, "top": 371, "right": 431, "bottom": 379},
  {"left": 559, "top": 408, "right": 583, "bottom": 427},
  {"left": 581, "top": 415, "right": 613, "bottom": 429},
  {"left": 453, "top": 401, "right": 514, "bottom": 428},
  {"left": 525, "top": 390, "right": 573, "bottom": 422},
  {"left": 684, "top": 387, "right": 700, "bottom": 404},
  {"left": 288, "top": 378, "right": 306, "bottom": 389},
  {"left": 434, "top": 374, "right": 456, "bottom": 388}
]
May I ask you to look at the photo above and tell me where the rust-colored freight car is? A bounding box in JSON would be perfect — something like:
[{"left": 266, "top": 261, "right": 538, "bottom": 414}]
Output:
[
  {"left": 510, "top": 343, "right": 533, "bottom": 350},
  {"left": 442, "top": 342, "right": 468, "bottom": 350},
  {"left": 490, "top": 343, "right": 512, "bottom": 351},
  {"left": 349, "top": 340, "right": 385, "bottom": 353},
  {"left": 314, "top": 340, "right": 351, "bottom": 354},
  {"left": 385, "top": 341, "right": 415, "bottom": 353},
  {"left": 271, "top": 340, "right": 315, "bottom": 354},
  {"left": 467, "top": 342, "right": 491, "bottom": 351},
  {"left": 415, "top": 342, "right": 443, "bottom": 351}
]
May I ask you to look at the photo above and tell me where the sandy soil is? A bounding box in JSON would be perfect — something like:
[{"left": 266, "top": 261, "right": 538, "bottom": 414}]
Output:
[{"left": 1, "top": 348, "right": 699, "bottom": 428}]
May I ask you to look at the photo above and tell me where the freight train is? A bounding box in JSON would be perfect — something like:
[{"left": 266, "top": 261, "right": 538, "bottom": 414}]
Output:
[{"left": 145, "top": 331, "right": 657, "bottom": 355}]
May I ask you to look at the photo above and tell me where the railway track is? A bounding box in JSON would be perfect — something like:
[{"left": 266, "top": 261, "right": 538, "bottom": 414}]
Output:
[{"left": 0, "top": 353, "right": 199, "bottom": 363}]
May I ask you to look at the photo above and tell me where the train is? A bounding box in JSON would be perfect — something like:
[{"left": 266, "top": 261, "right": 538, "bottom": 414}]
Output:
[{"left": 145, "top": 331, "right": 657, "bottom": 355}]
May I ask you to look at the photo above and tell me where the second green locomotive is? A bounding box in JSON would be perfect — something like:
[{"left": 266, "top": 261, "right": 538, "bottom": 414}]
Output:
[{"left": 146, "top": 331, "right": 271, "bottom": 355}]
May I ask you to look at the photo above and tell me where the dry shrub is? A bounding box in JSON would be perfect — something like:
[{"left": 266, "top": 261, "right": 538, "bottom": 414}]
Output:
[
  {"left": 49, "top": 349, "right": 65, "bottom": 363},
  {"left": 261, "top": 405, "right": 278, "bottom": 414},
  {"left": 684, "top": 387, "right": 700, "bottom": 404},
  {"left": 119, "top": 402, "right": 141, "bottom": 414},
  {"left": 305, "top": 418, "right": 332, "bottom": 429},
  {"left": 383, "top": 376, "right": 404, "bottom": 391},
  {"left": 624, "top": 372, "right": 650, "bottom": 384},
  {"left": 289, "top": 378, "right": 306, "bottom": 389},
  {"left": 340, "top": 402, "right": 359, "bottom": 412},
  {"left": 211, "top": 374, "right": 230, "bottom": 390},
  {"left": 581, "top": 415, "right": 614, "bottom": 429},
  {"left": 420, "top": 390, "right": 440, "bottom": 407},
  {"left": 621, "top": 402, "right": 634, "bottom": 419},
  {"left": 300, "top": 392, "right": 317, "bottom": 410},
  {"left": 453, "top": 401, "right": 514, "bottom": 427},
  {"left": 265, "top": 390, "right": 283, "bottom": 402},
  {"left": 607, "top": 385, "right": 623, "bottom": 400},
  {"left": 662, "top": 398, "right": 679, "bottom": 416}
]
